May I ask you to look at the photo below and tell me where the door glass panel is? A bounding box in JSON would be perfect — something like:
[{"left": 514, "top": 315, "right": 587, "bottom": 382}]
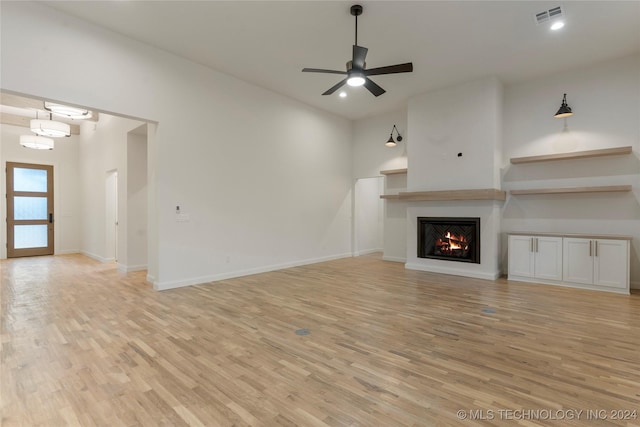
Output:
[
  {"left": 14, "top": 225, "right": 48, "bottom": 249},
  {"left": 13, "top": 167, "right": 48, "bottom": 192},
  {"left": 14, "top": 196, "right": 48, "bottom": 220}
]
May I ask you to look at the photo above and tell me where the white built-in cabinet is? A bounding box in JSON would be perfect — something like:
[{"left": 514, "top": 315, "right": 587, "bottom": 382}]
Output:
[
  {"left": 508, "top": 235, "right": 562, "bottom": 281},
  {"left": 563, "top": 238, "right": 629, "bottom": 291},
  {"left": 508, "top": 233, "right": 630, "bottom": 294}
]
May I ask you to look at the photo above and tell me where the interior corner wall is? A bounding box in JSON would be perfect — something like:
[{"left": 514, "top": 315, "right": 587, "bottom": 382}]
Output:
[
  {"left": 0, "top": 124, "right": 81, "bottom": 258},
  {"left": 354, "top": 177, "right": 383, "bottom": 256},
  {"left": 502, "top": 54, "right": 640, "bottom": 288},
  {"left": 1, "top": 2, "right": 352, "bottom": 289},
  {"left": 352, "top": 108, "right": 408, "bottom": 262},
  {"left": 126, "top": 130, "right": 148, "bottom": 272},
  {"left": 78, "top": 114, "right": 145, "bottom": 265},
  {"left": 352, "top": 108, "right": 408, "bottom": 178}
]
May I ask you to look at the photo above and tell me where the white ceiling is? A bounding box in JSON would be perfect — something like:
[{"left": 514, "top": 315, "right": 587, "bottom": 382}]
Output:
[{"left": 42, "top": 1, "right": 640, "bottom": 121}]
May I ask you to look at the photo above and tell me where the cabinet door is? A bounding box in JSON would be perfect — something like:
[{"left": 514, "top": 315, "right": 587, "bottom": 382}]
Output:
[
  {"left": 508, "top": 235, "right": 534, "bottom": 278},
  {"left": 563, "top": 238, "right": 594, "bottom": 284},
  {"left": 534, "top": 237, "right": 563, "bottom": 281},
  {"left": 594, "top": 239, "right": 629, "bottom": 290}
]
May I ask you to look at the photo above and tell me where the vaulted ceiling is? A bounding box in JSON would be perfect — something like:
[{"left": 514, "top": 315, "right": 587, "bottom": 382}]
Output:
[{"left": 14, "top": 1, "right": 640, "bottom": 120}]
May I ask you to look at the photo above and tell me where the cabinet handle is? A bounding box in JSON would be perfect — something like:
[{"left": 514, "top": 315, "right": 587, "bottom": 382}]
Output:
[
  {"left": 595, "top": 240, "right": 598, "bottom": 257},
  {"left": 531, "top": 238, "right": 534, "bottom": 252},
  {"left": 589, "top": 240, "right": 592, "bottom": 257},
  {"left": 535, "top": 238, "right": 539, "bottom": 252}
]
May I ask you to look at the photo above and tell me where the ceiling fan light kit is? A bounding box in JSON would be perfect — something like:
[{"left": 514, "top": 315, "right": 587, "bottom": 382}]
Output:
[{"left": 302, "top": 4, "right": 413, "bottom": 97}]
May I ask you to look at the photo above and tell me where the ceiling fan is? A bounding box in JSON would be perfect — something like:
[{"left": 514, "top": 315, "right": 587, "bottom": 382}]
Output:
[{"left": 302, "top": 4, "right": 413, "bottom": 97}]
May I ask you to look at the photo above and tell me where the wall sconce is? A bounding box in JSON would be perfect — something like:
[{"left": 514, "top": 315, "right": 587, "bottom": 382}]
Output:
[
  {"left": 385, "top": 124, "right": 403, "bottom": 147},
  {"left": 554, "top": 93, "right": 573, "bottom": 118}
]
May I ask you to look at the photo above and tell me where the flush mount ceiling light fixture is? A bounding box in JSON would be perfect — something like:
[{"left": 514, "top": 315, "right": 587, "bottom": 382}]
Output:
[
  {"left": 385, "top": 124, "right": 403, "bottom": 147},
  {"left": 44, "top": 101, "right": 92, "bottom": 119},
  {"left": 19, "top": 135, "right": 54, "bottom": 150},
  {"left": 30, "top": 114, "right": 71, "bottom": 138},
  {"left": 554, "top": 93, "right": 573, "bottom": 118}
]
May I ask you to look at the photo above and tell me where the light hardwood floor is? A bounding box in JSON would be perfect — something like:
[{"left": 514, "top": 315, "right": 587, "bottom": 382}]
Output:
[{"left": 1, "top": 254, "right": 639, "bottom": 426}]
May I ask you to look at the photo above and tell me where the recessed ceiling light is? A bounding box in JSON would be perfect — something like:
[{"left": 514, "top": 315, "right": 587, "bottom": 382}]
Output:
[
  {"left": 339, "top": 91, "right": 347, "bottom": 98},
  {"left": 550, "top": 21, "right": 565, "bottom": 30}
]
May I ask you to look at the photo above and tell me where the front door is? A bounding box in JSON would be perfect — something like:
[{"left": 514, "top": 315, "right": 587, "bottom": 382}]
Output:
[{"left": 6, "top": 162, "right": 54, "bottom": 257}]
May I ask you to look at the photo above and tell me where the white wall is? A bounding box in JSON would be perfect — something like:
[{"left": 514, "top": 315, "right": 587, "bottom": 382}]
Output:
[
  {"left": 126, "top": 128, "right": 148, "bottom": 272},
  {"left": 352, "top": 109, "right": 408, "bottom": 262},
  {"left": 1, "top": 2, "right": 353, "bottom": 289},
  {"left": 502, "top": 54, "right": 640, "bottom": 288},
  {"left": 404, "top": 77, "right": 504, "bottom": 279},
  {"left": 408, "top": 77, "right": 503, "bottom": 191},
  {"left": 0, "top": 124, "right": 81, "bottom": 258},
  {"left": 354, "top": 177, "right": 383, "bottom": 255},
  {"left": 79, "top": 114, "right": 144, "bottom": 264},
  {"left": 352, "top": 108, "right": 408, "bottom": 178}
]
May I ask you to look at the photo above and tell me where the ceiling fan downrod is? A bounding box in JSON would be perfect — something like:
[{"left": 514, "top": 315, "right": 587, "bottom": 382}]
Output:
[{"left": 351, "top": 4, "right": 363, "bottom": 46}]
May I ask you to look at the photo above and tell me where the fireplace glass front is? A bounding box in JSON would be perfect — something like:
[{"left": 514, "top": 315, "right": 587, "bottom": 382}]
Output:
[{"left": 417, "top": 217, "right": 480, "bottom": 264}]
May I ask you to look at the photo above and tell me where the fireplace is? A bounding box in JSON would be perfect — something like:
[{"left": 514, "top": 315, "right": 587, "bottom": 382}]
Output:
[{"left": 417, "top": 217, "right": 480, "bottom": 263}]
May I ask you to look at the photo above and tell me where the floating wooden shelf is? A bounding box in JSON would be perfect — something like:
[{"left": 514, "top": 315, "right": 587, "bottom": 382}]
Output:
[
  {"left": 510, "top": 146, "right": 632, "bottom": 164},
  {"left": 397, "top": 188, "right": 506, "bottom": 202},
  {"left": 380, "top": 194, "right": 401, "bottom": 200},
  {"left": 510, "top": 185, "right": 632, "bottom": 196},
  {"left": 380, "top": 168, "right": 408, "bottom": 175}
]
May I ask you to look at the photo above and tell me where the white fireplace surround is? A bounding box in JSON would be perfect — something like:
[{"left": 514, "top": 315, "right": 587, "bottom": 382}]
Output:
[{"left": 405, "top": 201, "right": 502, "bottom": 280}]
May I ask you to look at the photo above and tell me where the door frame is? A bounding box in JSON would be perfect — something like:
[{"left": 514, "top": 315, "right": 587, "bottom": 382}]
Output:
[{"left": 6, "top": 162, "right": 54, "bottom": 257}]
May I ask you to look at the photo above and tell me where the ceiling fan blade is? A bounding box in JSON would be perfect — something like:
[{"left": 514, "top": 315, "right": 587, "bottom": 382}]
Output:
[
  {"left": 302, "top": 68, "right": 347, "bottom": 75},
  {"left": 364, "top": 77, "right": 385, "bottom": 97},
  {"left": 352, "top": 45, "right": 368, "bottom": 70},
  {"left": 322, "top": 78, "right": 348, "bottom": 95},
  {"left": 365, "top": 63, "right": 414, "bottom": 76}
]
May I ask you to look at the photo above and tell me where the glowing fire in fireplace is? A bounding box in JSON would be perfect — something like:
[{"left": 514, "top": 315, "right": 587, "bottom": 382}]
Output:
[{"left": 436, "top": 232, "right": 470, "bottom": 256}]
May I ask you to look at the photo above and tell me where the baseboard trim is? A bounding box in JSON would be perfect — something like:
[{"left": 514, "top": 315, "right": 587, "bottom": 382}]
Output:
[
  {"left": 354, "top": 248, "right": 383, "bottom": 256},
  {"left": 405, "top": 262, "right": 500, "bottom": 281},
  {"left": 509, "top": 275, "right": 630, "bottom": 295},
  {"left": 382, "top": 256, "right": 407, "bottom": 263},
  {"left": 117, "top": 263, "right": 148, "bottom": 273},
  {"left": 81, "top": 251, "right": 110, "bottom": 264},
  {"left": 56, "top": 249, "right": 80, "bottom": 255},
  {"left": 154, "top": 252, "right": 353, "bottom": 291}
]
